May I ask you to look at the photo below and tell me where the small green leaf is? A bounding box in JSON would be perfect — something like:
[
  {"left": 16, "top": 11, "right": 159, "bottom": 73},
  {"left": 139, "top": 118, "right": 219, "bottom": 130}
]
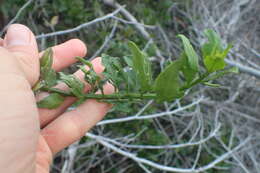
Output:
[
  {"left": 78, "top": 65, "right": 101, "bottom": 93},
  {"left": 40, "top": 48, "right": 53, "bottom": 70},
  {"left": 228, "top": 66, "right": 239, "bottom": 73},
  {"left": 203, "top": 82, "right": 221, "bottom": 87},
  {"left": 44, "top": 69, "right": 57, "bottom": 87},
  {"left": 122, "top": 56, "right": 139, "bottom": 92},
  {"left": 180, "top": 53, "right": 198, "bottom": 84},
  {"left": 177, "top": 34, "right": 199, "bottom": 72},
  {"left": 37, "top": 93, "right": 65, "bottom": 109},
  {"left": 154, "top": 60, "right": 183, "bottom": 102},
  {"left": 59, "top": 72, "right": 84, "bottom": 98},
  {"left": 40, "top": 48, "right": 57, "bottom": 87},
  {"left": 202, "top": 29, "right": 232, "bottom": 72},
  {"left": 76, "top": 57, "right": 93, "bottom": 69},
  {"left": 203, "top": 29, "right": 222, "bottom": 54},
  {"left": 102, "top": 54, "right": 125, "bottom": 90},
  {"left": 204, "top": 56, "right": 226, "bottom": 73},
  {"left": 123, "top": 56, "right": 133, "bottom": 67},
  {"left": 128, "top": 41, "right": 152, "bottom": 92}
]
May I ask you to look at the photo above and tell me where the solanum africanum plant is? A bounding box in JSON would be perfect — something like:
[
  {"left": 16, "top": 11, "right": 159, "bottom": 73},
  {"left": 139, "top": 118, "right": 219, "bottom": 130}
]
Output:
[{"left": 34, "top": 29, "right": 238, "bottom": 109}]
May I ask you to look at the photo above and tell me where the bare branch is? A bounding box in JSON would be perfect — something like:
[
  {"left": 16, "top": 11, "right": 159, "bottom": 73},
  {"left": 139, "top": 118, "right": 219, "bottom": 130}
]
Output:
[
  {"left": 35, "top": 7, "right": 123, "bottom": 39},
  {"left": 97, "top": 98, "right": 204, "bottom": 126},
  {"left": 89, "top": 134, "right": 250, "bottom": 173},
  {"left": 0, "top": 0, "right": 34, "bottom": 36}
]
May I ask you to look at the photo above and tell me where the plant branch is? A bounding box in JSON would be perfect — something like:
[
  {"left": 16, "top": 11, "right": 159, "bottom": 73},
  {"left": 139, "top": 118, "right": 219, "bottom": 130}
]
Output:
[
  {"left": 42, "top": 87, "right": 157, "bottom": 100},
  {"left": 96, "top": 97, "right": 203, "bottom": 125},
  {"left": 87, "top": 132, "right": 250, "bottom": 172},
  {"left": 35, "top": 7, "right": 123, "bottom": 39}
]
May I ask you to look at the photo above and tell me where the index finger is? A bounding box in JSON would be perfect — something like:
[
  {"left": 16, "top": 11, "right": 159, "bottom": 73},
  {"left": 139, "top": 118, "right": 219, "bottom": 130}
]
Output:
[{"left": 40, "top": 39, "right": 87, "bottom": 71}]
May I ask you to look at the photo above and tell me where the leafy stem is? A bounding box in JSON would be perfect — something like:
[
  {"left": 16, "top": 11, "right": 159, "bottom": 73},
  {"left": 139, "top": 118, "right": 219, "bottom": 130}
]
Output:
[
  {"left": 35, "top": 29, "right": 238, "bottom": 109},
  {"left": 180, "top": 72, "right": 210, "bottom": 91},
  {"left": 42, "top": 87, "right": 156, "bottom": 100}
]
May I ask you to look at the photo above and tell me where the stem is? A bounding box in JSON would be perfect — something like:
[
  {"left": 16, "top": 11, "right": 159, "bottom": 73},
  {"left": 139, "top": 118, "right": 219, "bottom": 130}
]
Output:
[
  {"left": 42, "top": 87, "right": 157, "bottom": 100},
  {"left": 42, "top": 72, "right": 211, "bottom": 101},
  {"left": 180, "top": 72, "right": 210, "bottom": 91},
  {"left": 83, "top": 93, "right": 157, "bottom": 100},
  {"left": 42, "top": 87, "right": 72, "bottom": 96}
]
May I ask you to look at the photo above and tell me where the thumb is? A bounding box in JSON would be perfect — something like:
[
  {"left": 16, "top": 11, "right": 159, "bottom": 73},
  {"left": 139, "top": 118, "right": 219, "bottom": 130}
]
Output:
[{"left": 3, "top": 24, "right": 39, "bottom": 85}]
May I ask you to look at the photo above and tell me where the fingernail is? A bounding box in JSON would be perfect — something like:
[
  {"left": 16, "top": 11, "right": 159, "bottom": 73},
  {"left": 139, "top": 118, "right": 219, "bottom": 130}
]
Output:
[{"left": 5, "top": 24, "right": 31, "bottom": 46}]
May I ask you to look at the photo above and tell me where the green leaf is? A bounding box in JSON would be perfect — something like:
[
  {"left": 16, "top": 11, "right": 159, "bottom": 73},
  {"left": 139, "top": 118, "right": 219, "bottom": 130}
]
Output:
[
  {"left": 37, "top": 93, "right": 65, "bottom": 109},
  {"left": 180, "top": 53, "right": 198, "bottom": 84},
  {"left": 40, "top": 48, "right": 57, "bottom": 87},
  {"left": 128, "top": 41, "right": 152, "bottom": 92},
  {"left": 59, "top": 72, "right": 84, "bottom": 98},
  {"left": 202, "top": 29, "right": 232, "bottom": 72},
  {"left": 123, "top": 56, "right": 139, "bottom": 92},
  {"left": 203, "top": 29, "right": 222, "bottom": 54},
  {"left": 204, "top": 57, "right": 226, "bottom": 73},
  {"left": 76, "top": 57, "right": 93, "bottom": 69},
  {"left": 44, "top": 69, "right": 57, "bottom": 87},
  {"left": 102, "top": 54, "right": 125, "bottom": 90},
  {"left": 78, "top": 65, "right": 101, "bottom": 93},
  {"left": 203, "top": 82, "right": 221, "bottom": 87},
  {"left": 154, "top": 60, "right": 183, "bottom": 102},
  {"left": 177, "top": 34, "right": 199, "bottom": 72},
  {"left": 228, "top": 66, "right": 239, "bottom": 73},
  {"left": 123, "top": 56, "right": 133, "bottom": 67},
  {"left": 40, "top": 48, "right": 53, "bottom": 70},
  {"left": 76, "top": 57, "right": 102, "bottom": 93}
]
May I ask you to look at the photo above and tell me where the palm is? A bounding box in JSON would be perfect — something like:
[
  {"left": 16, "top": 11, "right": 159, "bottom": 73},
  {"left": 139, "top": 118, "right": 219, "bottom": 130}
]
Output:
[{"left": 34, "top": 39, "right": 113, "bottom": 172}]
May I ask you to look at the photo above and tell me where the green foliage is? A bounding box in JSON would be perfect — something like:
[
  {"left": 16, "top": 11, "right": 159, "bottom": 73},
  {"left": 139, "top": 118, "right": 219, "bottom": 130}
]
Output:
[
  {"left": 202, "top": 29, "right": 232, "bottom": 72},
  {"left": 39, "top": 48, "right": 57, "bottom": 88},
  {"left": 154, "top": 59, "right": 183, "bottom": 102},
  {"left": 37, "top": 93, "right": 64, "bottom": 109},
  {"left": 180, "top": 53, "right": 198, "bottom": 84},
  {"left": 101, "top": 54, "right": 125, "bottom": 91},
  {"left": 128, "top": 41, "right": 153, "bottom": 92},
  {"left": 59, "top": 72, "right": 85, "bottom": 99},
  {"left": 77, "top": 57, "right": 103, "bottom": 93},
  {"left": 178, "top": 34, "right": 199, "bottom": 72},
  {"left": 35, "top": 29, "right": 235, "bottom": 110}
]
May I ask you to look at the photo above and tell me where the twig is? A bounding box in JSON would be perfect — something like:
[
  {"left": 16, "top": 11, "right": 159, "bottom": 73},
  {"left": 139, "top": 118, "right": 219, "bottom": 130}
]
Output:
[
  {"left": 35, "top": 7, "right": 123, "bottom": 39},
  {"left": 97, "top": 98, "right": 203, "bottom": 125},
  {"left": 0, "top": 0, "right": 34, "bottom": 36},
  {"left": 225, "top": 58, "right": 260, "bottom": 79},
  {"left": 87, "top": 123, "right": 220, "bottom": 149},
  {"left": 89, "top": 134, "right": 250, "bottom": 172},
  {"left": 90, "top": 21, "right": 118, "bottom": 60},
  {"left": 103, "top": 0, "right": 165, "bottom": 60}
]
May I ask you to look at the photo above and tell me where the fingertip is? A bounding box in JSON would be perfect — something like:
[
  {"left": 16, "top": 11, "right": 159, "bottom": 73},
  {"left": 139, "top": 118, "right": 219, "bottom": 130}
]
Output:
[
  {"left": 4, "top": 24, "right": 37, "bottom": 48},
  {"left": 66, "top": 38, "right": 87, "bottom": 57},
  {"left": 91, "top": 57, "right": 105, "bottom": 73},
  {"left": 2, "top": 24, "right": 39, "bottom": 85},
  {"left": 49, "top": 39, "right": 87, "bottom": 71}
]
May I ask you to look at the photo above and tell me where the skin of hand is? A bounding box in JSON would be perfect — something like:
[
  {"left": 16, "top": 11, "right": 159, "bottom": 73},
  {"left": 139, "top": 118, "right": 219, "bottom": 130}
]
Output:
[{"left": 0, "top": 24, "right": 114, "bottom": 173}]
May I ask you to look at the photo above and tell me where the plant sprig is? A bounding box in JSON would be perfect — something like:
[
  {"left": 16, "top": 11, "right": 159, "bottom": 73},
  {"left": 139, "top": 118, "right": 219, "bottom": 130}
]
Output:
[{"left": 35, "top": 29, "right": 238, "bottom": 109}]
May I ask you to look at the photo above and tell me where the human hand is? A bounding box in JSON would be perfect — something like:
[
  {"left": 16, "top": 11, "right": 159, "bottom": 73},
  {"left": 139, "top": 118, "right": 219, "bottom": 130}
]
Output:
[{"left": 0, "top": 24, "right": 113, "bottom": 173}]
